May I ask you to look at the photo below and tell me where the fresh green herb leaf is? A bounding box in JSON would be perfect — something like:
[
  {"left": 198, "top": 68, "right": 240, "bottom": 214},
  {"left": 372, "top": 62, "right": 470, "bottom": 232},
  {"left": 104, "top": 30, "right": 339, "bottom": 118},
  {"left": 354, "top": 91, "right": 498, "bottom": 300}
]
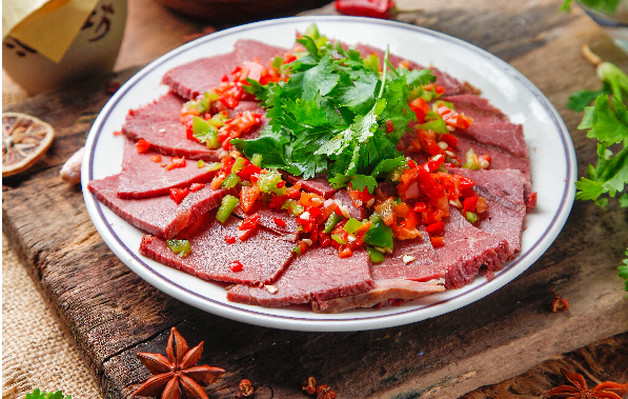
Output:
[
  {"left": 620, "top": 248, "right": 628, "bottom": 295},
  {"left": 561, "top": 0, "right": 621, "bottom": 14},
  {"left": 25, "top": 388, "right": 72, "bottom": 399},
  {"left": 567, "top": 89, "right": 607, "bottom": 112}
]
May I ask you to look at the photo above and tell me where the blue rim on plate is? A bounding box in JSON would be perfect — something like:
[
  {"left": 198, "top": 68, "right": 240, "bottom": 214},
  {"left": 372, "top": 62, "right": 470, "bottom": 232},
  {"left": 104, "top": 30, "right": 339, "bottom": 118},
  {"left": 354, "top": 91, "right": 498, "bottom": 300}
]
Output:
[{"left": 82, "top": 16, "right": 577, "bottom": 332}]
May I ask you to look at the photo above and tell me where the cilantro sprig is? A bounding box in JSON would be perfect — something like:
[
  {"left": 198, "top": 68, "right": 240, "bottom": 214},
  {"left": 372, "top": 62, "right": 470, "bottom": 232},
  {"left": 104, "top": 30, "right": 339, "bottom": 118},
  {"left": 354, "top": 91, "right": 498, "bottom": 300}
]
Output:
[
  {"left": 232, "top": 25, "right": 435, "bottom": 192},
  {"left": 25, "top": 389, "right": 72, "bottom": 399},
  {"left": 567, "top": 48, "right": 628, "bottom": 293}
]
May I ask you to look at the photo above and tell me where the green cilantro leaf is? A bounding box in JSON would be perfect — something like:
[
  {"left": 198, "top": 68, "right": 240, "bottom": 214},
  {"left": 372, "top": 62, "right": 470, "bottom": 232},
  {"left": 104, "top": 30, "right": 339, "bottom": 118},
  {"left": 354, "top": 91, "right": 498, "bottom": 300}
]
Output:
[
  {"left": 26, "top": 389, "right": 72, "bottom": 399},
  {"left": 620, "top": 248, "right": 628, "bottom": 295}
]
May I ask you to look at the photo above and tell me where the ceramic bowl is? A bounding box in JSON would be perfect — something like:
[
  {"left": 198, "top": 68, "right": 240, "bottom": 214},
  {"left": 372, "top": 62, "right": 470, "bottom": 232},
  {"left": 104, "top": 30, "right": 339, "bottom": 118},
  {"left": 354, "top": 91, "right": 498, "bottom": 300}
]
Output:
[
  {"left": 578, "top": 0, "right": 628, "bottom": 53},
  {"left": 2, "top": 0, "right": 127, "bottom": 94}
]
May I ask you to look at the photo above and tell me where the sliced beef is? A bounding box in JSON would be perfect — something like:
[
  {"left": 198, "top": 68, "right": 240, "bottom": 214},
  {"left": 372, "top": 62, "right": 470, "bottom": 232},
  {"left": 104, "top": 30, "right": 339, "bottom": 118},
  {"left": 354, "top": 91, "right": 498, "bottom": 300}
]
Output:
[
  {"left": 87, "top": 174, "right": 226, "bottom": 239},
  {"left": 450, "top": 167, "right": 527, "bottom": 255},
  {"left": 116, "top": 137, "right": 217, "bottom": 199},
  {"left": 232, "top": 204, "right": 300, "bottom": 241},
  {"left": 311, "top": 279, "right": 445, "bottom": 313},
  {"left": 226, "top": 246, "right": 374, "bottom": 307},
  {"left": 122, "top": 93, "right": 266, "bottom": 161},
  {"left": 122, "top": 92, "right": 224, "bottom": 160},
  {"left": 162, "top": 39, "right": 289, "bottom": 100},
  {"left": 139, "top": 210, "right": 295, "bottom": 285},
  {"left": 233, "top": 39, "right": 290, "bottom": 68},
  {"left": 371, "top": 226, "right": 443, "bottom": 281},
  {"left": 436, "top": 210, "right": 511, "bottom": 289},
  {"left": 453, "top": 135, "right": 534, "bottom": 206},
  {"left": 162, "top": 52, "right": 236, "bottom": 100},
  {"left": 442, "top": 94, "right": 510, "bottom": 124},
  {"left": 457, "top": 121, "right": 527, "bottom": 158}
]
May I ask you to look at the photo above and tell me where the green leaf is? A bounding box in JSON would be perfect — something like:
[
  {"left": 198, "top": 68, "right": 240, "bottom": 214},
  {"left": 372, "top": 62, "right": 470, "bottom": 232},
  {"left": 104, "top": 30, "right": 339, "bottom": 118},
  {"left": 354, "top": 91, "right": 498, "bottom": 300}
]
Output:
[
  {"left": 583, "top": 95, "right": 628, "bottom": 146},
  {"left": 351, "top": 174, "right": 378, "bottom": 193},
  {"left": 567, "top": 89, "right": 607, "bottom": 112},
  {"left": 25, "top": 389, "right": 72, "bottom": 399},
  {"left": 619, "top": 247, "right": 628, "bottom": 294}
]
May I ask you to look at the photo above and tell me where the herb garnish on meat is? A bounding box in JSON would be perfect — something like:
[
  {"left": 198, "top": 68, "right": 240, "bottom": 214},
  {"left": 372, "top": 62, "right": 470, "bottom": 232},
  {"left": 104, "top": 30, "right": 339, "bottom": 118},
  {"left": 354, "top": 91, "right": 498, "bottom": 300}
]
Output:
[{"left": 232, "top": 26, "right": 435, "bottom": 193}]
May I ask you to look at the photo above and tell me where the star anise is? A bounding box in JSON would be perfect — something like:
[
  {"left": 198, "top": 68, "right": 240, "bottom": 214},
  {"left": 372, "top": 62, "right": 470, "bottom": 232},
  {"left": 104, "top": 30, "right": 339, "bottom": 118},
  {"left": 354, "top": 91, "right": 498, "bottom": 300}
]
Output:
[
  {"left": 544, "top": 368, "right": 628, "bottom": 399},
  {"left": 133, "top": 327, "right": 225, "bottom": 399}
]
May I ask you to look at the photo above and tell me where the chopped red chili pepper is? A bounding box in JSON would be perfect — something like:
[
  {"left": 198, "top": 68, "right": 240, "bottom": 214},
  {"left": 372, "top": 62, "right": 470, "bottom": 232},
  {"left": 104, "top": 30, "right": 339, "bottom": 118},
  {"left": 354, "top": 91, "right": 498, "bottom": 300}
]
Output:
[
  {"left": 169, "top": 187, "right": 190, "bottom": 204},
  {"left": 229, "top": 260, "right": 244, "bottom": 272},
  {"left": 426, "top": 221, "right": 445, "bottom": 236},
  {"left": 463, "top": 196, "right": 478, "bottom": 213},
  {"left": 224, "top": 235, "right": 236, "bottom": 244},
  {"left": 385, "top": 119, "right": 394, "bottom": 133},
  {"left": 189, "top": 182, "right": 206, "bottom": 191},
  {"left": 151, "top": 154, "right": 162, "bottom": 163},
  {"left": 165, "top": 156, "right": 187, "bottom": 171},
  {"left": 273, "top": 217, "right": 287, "bottom": 228},
  {"left": 135, "top": 138, "right": 152, "bottom": 153},
  {"left": 430, "top": 236, "right": 444, "bottom": 248},
  {"left": 239, "top": 212, "right": 261, "bottom": 231}
]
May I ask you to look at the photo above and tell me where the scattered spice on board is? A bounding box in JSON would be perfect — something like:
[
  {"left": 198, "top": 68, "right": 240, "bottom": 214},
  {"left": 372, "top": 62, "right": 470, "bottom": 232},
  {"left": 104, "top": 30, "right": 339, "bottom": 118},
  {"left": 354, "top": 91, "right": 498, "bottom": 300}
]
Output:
[
  {"left": 133, "top": 327, "right": 225, "bottom": 399},
  {"left": 302, "top": 376, "right": 337, "bottom": 399},
  {"left": 543, "top": 368, "right": 628, "bottom": 398},
  {"left": 550, "top": 289, "right": 569, "bottom": 312}
]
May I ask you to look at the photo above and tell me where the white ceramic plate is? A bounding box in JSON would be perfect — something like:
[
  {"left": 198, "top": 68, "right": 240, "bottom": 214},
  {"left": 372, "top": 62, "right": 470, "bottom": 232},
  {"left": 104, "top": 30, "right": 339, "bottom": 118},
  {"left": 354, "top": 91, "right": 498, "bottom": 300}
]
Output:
[{"left": 82, "top": 16, "right": 577, "bottom": 332}]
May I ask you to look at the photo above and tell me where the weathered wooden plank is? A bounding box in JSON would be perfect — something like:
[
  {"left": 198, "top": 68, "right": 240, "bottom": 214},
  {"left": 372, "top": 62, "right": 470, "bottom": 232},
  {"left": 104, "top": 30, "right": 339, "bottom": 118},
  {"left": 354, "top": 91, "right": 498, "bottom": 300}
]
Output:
[{"left": 3, "top": 1, "right": 628, "bottom": 398}]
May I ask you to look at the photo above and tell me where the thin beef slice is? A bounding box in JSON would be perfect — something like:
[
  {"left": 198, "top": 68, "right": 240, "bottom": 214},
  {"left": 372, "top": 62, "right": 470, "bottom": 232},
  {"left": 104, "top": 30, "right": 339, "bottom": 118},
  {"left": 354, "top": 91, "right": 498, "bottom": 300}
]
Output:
[
  {"left": 450, "top": 167, "right": 527, "bottom": 255},
  {"left": 371, "top": 226, "right": 443, "bottom": 281},
  {"left": 88, "top": 174, "right": 226, "bottom": 239},
  {"left": 162, "top": 39, "right": 289, "bottom": 100},
  {"left": 116, "top": 136, "right": 217, "bottom": 199},
  {"left": 122, "top": 92, "right": 266, "bottom": 161},
  {"left": 226, "top": 245, "right": 374, "bottom": 307},
  {"left": 311, "top": 279, "right": 445, "bottom": 313},
  {"left": 436, "top": 210, "right": 511, "bottom": 289},
  {"left": 139, "top": 210, "right": 295, "bottom": 285},
  {"left": 122, "top": 92, "right": 224, "bottom": 160}
]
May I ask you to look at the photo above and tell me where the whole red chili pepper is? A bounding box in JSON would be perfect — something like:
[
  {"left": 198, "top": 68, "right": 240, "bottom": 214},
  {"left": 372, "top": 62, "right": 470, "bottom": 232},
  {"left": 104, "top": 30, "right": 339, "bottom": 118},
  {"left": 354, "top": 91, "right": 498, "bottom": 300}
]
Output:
[{"left": 335, "top": 0, "right": 395, "bottom": 19}]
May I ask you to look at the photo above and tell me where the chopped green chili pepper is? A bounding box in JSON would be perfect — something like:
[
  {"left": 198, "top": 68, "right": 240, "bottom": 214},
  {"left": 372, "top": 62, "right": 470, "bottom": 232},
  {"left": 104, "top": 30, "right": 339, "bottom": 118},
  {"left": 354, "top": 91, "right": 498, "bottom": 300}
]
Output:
[
  {"left": 221, "top": 173, "right": 241, "bottom": 189},
  {"left": 166, "top": 239, "right": 191, "bottom": 258},
  {"left": 216, "top": 195, "right": 239, "bottom": 223},
  {"left": 465, "top": 211, "right": 479, "bottom": 224},
  {"left": 343, "top": 218, "right": 364, "bottom": 235},
  {"left": 367, "top": 246, "right": 385, "bottom": 264},
  {"left": 323, "top": 212, "right": 344, "bottom": 233},
  {"left": 364, "top": 212, "right": 394, "bottom": 250}
]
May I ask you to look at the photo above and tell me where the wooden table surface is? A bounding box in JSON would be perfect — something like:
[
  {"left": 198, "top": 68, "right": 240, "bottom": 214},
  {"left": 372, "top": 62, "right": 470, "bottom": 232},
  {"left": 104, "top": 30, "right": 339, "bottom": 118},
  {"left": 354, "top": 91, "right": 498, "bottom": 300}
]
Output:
[{"left": 3, "top": 0, "right": 628, "bottom": 398}]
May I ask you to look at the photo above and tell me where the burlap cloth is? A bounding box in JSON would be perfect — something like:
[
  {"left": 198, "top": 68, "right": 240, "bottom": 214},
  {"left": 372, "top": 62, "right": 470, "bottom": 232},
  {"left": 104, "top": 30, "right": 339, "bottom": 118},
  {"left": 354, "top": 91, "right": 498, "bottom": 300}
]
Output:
[
  {"left": 2, "top": 71, "right": 105, "bottom": 398},
  {"left": 2, "top": 233, "right": 104, "bottom": 399}
]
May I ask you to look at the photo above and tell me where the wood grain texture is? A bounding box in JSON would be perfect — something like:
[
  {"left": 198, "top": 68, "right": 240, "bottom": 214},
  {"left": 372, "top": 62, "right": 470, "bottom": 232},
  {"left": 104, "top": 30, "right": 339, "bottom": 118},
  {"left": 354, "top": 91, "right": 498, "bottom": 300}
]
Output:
[{"left": 3, "top": 0, "right": 628, "bottom": 398}]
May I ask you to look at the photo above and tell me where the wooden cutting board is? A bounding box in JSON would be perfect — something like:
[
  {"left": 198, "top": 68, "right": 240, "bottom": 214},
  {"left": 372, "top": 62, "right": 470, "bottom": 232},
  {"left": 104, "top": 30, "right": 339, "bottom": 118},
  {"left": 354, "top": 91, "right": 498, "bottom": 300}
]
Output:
[{"left": 3, "top": 1, "right": 628, "bottom": 398}]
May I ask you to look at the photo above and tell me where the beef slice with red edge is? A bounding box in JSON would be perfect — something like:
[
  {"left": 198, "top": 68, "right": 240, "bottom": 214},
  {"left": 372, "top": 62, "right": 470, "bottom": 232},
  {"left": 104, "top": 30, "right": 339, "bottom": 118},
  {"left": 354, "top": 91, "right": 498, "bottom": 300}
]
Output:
[
  {"left": 311, "top": 279, "right": 446, "bottom": 313},
  {"left": 436, "top": 209, "right": 511, "bottom": 289},
  {"left": 122, "top": 92, "right": 266, "bottom": 161},
  {"left": 162, "top": 39, "right": 289, "bottom": 101},
  {"left": 88, "top": 174, "right": 226, "bottom": 239},
  {"left": 449, "top": 167, "right": 527, "bottom": 255},
  {"left": 139, "top": 209, "right": 295, "bottom": 285},
  {"left": 370, "top": 226, "right": 443, "bottom": 281},
  {"left": 116, "top": 136, "right": 217, "bottom": 199},
  {"left": 226, "top": 245, "right": 374, "bottom": 307},
  {"left": 122, "top": 92, "right": 224, "bottom": 160}
]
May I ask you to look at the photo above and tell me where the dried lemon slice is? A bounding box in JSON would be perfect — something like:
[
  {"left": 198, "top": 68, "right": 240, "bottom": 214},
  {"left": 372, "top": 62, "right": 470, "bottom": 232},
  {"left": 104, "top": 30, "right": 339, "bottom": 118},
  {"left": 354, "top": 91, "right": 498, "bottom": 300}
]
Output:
[{"left": 2, "top": 112, "right": 55, "bottom": 177}]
